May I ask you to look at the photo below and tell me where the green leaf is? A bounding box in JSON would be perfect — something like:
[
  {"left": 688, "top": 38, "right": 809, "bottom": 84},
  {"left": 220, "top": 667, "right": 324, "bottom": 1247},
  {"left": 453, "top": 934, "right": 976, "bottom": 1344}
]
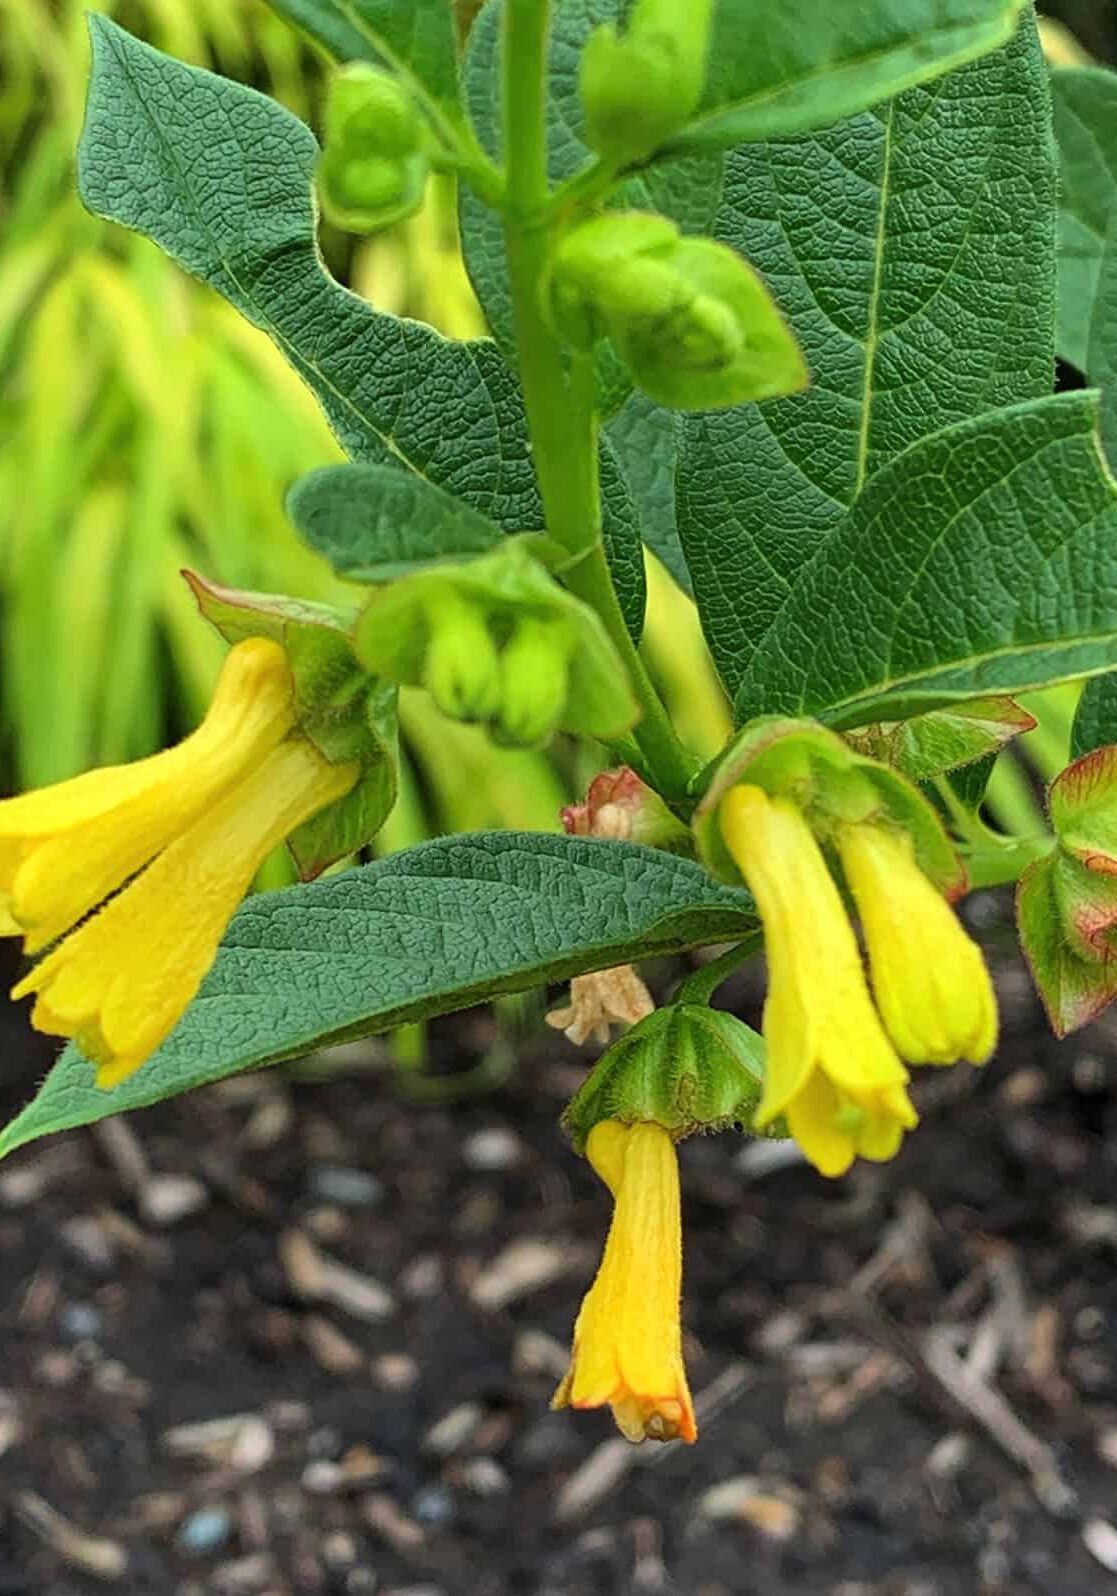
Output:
[
  {"left": 459, "top": 0, "right": 724, "bottom": 372},
  {"left": 844, "top": 699, "right": 1037, "bottom": 785},
  {"left": 1017, "top": 849, "right": 1117, "bottom": 1036},
  {"left": 262, "top": 0, "right": 462, "bottom": 120},
  {"left": 288, "top": 463, "right": 503, "bottom": 580},
  {"left": 605, "top": 393, "right": 691, "bottom": 593},
  {"left": 1050, "top": 67, "right": 1117, "bottom": 373},
  {"left": 736, "top": 392, "right": 1117, "bottom": 729},
  {"left": 77, "top": 18, "right": 646, "bottom": 638},
  {"left": 1072, "top": 673, "right": 1117, "bottom": 760},
  {"left": 1087, "top": 210, "right": 1117, "bottom": 467},
  {"left": 677, "top": 17, "right": 1055, "bottom": 698},
  {"left": 0, "top": 836, "right": 755, "bottom": 1158},
  {"left": 673, "top": 0, "right": 1025, "bottom": 152}
]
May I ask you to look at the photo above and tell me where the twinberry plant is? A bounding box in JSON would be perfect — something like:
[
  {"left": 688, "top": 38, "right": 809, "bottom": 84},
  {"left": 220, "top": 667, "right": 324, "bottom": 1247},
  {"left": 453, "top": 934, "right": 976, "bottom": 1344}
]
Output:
[{"left": 5, "top": 0, "right": 1117, "bottom": 1445}]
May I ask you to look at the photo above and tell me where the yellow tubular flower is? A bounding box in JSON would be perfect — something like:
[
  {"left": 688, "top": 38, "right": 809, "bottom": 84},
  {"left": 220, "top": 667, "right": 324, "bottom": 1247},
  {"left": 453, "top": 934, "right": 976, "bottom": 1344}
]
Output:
[
  {"left": 836, "top": 822, "right": 998, "bottom": 1067},
  {"left": 2, "top": 637, "right": 358, "bottom": 1087},
  {"left": 13, "top": 739, "right": 356, "bottom": 1087},
  {"left": 553, "top": 1120, "right": 696, "bottom": 1444},
  {"left": 719, "top": 785, "right": 917, "bottom": 1178},
  {"left": 0, "top": 640, "right": 296, "bottom": 952}
]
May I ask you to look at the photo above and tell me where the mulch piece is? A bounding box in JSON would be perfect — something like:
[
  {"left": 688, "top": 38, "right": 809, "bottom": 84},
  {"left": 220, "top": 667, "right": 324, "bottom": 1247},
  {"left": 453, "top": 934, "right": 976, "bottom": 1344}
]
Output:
[{"left": 1, "top": 901, "right": 1116, "bottom": 1596}]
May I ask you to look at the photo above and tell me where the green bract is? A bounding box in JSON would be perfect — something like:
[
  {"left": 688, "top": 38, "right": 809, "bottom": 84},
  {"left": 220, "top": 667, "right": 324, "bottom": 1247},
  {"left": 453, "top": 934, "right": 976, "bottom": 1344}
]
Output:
[
  {"left": 548, "top": 212, "right": 807, "bottom": 410},
  {"left": 693, "top": 717, "right": 965, "bottom": 897},
  {"left": 185, "top": 573, "right": 398, "bottom": 878},
  {"left": 561, "top": 1003, "right": 771, "bottom": 1153},
  {"left": 353, "top": 542, "right": 641, "bottom": 747}
]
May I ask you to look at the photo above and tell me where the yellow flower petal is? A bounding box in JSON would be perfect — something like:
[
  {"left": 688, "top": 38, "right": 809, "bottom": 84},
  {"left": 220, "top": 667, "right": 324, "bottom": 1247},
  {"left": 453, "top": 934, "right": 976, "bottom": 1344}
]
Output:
[
  {"left": 837, "top": 822, "right": 998, "bottom": 1066},
  {"left": 0, "top": 639, "right": 295, "bottom": 951},
  {"left": 553, "top": 1121, "right": 696, "bottom": 1444},
  {"left": 14, "top": 738, "right": 356, "bottom": 1086},
  {"left": 784, "top": 1071, "right": 856, "bottom": 1178},
  {"left": 719, "top": 784, "right": 914, "bottom": 1176}
]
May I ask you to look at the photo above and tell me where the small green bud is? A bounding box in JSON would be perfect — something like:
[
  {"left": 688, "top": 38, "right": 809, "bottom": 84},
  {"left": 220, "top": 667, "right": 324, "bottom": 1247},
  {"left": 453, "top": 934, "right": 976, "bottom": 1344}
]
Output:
[
  {"left": 547, "top": 216, "right": 807, "bottom": 412},
  {"left": 323, "top": 153, "right": 409, "bottom": 215},
  {"left": 494, "top": 616, "right": 573, "bottom": 748},
  {"left": 421, "top": 591, "right": 502, "bottom": 722},
  {"left": 325, "top": 65, "right": 423, "bottom": 159},
  {"left": 354, "top": 542, "right": 640, "bottom": 744},
  {"left": 561, "top": 1003, "right": 783, "bottom": 1154},
  {"left": 580, "top": 0, "right": 714, "bottom": 169},
  {"left": 318, "top": 65, "right": 429, "bottom": 233}
]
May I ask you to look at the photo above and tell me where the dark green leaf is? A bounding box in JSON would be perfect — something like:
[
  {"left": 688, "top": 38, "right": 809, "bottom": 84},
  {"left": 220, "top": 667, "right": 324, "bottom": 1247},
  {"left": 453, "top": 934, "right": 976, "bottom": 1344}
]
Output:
[
  {"left": 1050, "top": 66, "right": 1117, "bottom": 373},
  {"left": 674, "top": 0, "right": 1025, "bottom": 152},
  {"left": 605, "top": 394, "right": 691, "bottom": 592},
  {"left": 262, "top": 0, "right": 462, "bottom": 119},
  {"left": 1087, "top": 209, "right": 1117, "bottom": 468},
  {"left": 288, "top": 463, "right": 503, "bottom": 579},
  {"left": 677, "top": 17, "right": 1055, "bottom": 699},
  {"left": 737, "top": 392, "right": 1117, "bottom": 728},
  {"left": 77, "top": 19, "right": 646, "bottom": 637},
  {"left": 1071, "top": 673, "right": 1117, "bottom": 760},
  {"left": 949, "top": 753, "right": 998, "bottom": 814},
  {"left": 0, "top": 836, "right": 755, "bottom": 1158}
]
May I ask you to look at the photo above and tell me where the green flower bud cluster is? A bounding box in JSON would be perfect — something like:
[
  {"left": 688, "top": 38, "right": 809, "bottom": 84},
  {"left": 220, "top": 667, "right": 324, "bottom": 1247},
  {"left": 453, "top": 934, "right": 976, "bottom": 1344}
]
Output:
[
  {"left": 317, "top": 65, "right": 429, "bottom": 233},
  {"left": 353, "top": 541, "right": 640, "bottom": 750},
  {"left": 547, "top": 213, "right": 807, "bottom": 412},
  {"left": 580, "top": 0, "right": 713, "bottom": 170},
  {"left": 562, "top": 1002, "right": 786, "bottom": 1154}
]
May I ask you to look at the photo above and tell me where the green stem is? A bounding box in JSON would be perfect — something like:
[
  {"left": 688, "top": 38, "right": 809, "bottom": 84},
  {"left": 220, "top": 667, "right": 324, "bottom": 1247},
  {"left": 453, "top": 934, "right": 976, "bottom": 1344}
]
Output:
[
  {"left": 963, "top": 834, "right": 1054, "bottom": 890},
  {"left": 676, "top": 934, "right": 763, "bottom": 1006},
  {"left": 500, "top": 0, "right": 696, "bottom": 804},
  {"left": 932, "top": 771, "right": 1052, "bottom": 890}
]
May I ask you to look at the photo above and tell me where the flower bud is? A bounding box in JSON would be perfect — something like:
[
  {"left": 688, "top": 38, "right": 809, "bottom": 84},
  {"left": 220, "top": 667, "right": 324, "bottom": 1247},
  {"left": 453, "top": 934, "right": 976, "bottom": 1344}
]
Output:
[
  {"left": 580, "top": 0, "right": 714, "bottom": 169},
  {"left": 326, "top": 66, "right": 423, "bottom": 154},
  {"left": 494, "top": 616, "right": 572, "bottom": 748},
  {"left": 547, "top": 215, "right": 806, "bottom": 411},
  {"left": 561, "top": 1003, "right": 773, "bottom": 1154},
  {"left": 561, "top": 767, "right": 691, "bottom": 851},
  {"left": 836, "top": 821, "right": 997, "bottom": 1067},
  {"left": 421, "top": 591, "right": 502, "bottom": 723},
  {"left": 354, "top": 542, "right": 639, "bottom": 744},
  {"left": 318, "top": 64, "right": 428, "bottom": 232}
]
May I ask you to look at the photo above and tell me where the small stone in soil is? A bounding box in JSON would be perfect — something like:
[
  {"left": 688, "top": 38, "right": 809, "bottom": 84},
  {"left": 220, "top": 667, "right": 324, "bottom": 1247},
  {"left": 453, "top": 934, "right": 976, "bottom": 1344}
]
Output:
[
  {"left": 1083, "top": 1518, "right": 1117, "bottom": 1573},
  {"left": 306, "top": 1165, "right": 384, "bottom": 1208},
  {"left": 461, "top": 1127, "right": 522, "bottom": 1171},
  {"left": 410, "top": 1484, "right": 455, "bottom": 1527},
  {"left": 177, "top": 1506, "right": 233, "bottom": 1556},
  {"left": 59, "top": 1303, "right": 103, "bottom": 1341}
]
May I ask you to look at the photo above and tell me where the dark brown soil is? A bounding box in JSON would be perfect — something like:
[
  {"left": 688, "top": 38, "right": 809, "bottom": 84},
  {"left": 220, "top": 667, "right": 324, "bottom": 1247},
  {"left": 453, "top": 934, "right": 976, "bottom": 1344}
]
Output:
[{"left": 1, "top": 901, "right": 1116, "bottom": 1596}]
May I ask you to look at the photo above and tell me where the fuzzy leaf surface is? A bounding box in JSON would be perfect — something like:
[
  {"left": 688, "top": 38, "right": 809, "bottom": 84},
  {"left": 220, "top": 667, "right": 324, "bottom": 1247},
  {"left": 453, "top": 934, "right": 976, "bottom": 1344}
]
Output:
[
  {"left": 737, "top": 393, "right": 1117, "bottom": 728},
  {"left": 1050, "top": 67, "right": 1117, "bottom": 373},
  {"left": 0, "top": 836, "right": 755, "bottom": 1158},
  {"left": 77, "top": 19, "right": 646, "bottom": 636},
  {"left": 677, "top": 18, "right": 1055, "bottom": 698},
  {"left": 262, "top": 0, "right": 462, "bottom": 117},
  {"left": 1072, "top": 673, "right": 1117, "bottom": 760},
  {"left": 673, "top": 0, "right": 1025, "bottom": 152},
  {"left": 288, "top": 464, "right": 503, "bottom": 579}
]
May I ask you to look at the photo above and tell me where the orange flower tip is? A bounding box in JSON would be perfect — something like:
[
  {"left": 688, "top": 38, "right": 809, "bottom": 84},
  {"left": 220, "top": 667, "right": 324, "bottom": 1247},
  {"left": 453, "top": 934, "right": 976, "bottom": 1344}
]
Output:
[{"left": 603, "top": 1392, "right": 697, "bottom": 1446}]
